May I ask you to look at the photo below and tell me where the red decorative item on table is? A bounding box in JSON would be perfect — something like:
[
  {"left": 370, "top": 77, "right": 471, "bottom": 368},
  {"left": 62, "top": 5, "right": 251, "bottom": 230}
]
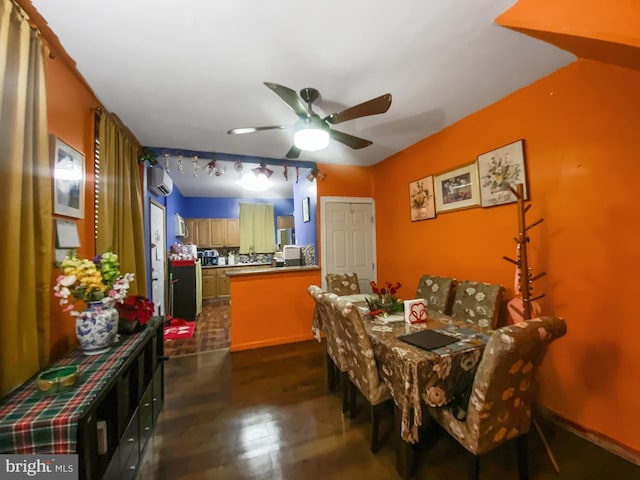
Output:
[{"left": 116, "top": 295, "right": 155, "bottom": 333}]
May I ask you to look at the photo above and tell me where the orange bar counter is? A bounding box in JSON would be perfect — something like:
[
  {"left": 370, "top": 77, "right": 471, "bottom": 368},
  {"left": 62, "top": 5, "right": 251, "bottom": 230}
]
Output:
[{"left": 227, "top": 266, "right": 322, "bottom": 352}]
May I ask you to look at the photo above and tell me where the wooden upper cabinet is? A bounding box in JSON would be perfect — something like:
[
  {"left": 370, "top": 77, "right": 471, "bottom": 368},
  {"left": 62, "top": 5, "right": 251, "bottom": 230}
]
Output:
[
  {"left": 209, "top": 219, "right": 226, "bottom": 247},
  {"left": 226, "top": 219, "right": 240, "bottom": 246},
  {"left": 184, "top": 218, "right": 196, "bottom": 242},
  {"left": 184, "top": 218, "right": 240, "bottom": 247},
  {"left": 195, "top": 219, "right": 212, "bottom": 247}
]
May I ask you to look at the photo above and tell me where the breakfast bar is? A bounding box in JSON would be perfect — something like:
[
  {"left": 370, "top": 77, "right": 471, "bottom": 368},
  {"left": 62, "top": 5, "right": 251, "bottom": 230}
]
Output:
[{"left": 227, "top": 265, "right": 321, "bottom": 351}]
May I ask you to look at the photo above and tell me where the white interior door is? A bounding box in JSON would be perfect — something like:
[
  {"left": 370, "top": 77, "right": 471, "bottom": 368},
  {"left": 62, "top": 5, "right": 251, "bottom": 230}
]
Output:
[
  {"left": 149, "top": 200, "right": 167, "bottom": 316},
  {"left": 321, "top": 197, "right": 376, "bottom": 293}
]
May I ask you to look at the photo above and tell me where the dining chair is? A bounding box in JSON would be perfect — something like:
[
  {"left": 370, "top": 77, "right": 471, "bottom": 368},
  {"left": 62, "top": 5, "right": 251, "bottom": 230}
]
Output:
[
  {"left": 330, "top": 295, "right": 393, "bottom": 453},
  {"left": 307, "top": 286, "right": 351, "bottom": 413},
  {"left": 325, "top": 272, "right": 361, "bottom": 295},
  {"left": 415, "top": 274, "right": 457, "bottom": 314},
  {"left": 450, "top": 280, "right": 505, "bottom": 330},
  {"left": 426, "top": 316, "right": 567, "bottom": 480}
]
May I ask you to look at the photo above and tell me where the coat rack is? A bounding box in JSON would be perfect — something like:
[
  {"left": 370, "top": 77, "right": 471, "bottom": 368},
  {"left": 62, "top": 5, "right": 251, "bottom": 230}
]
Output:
[
  {"left": 502, "top": 183, "right": 559, "bottom": 473},
  {"left": 503, "top": 184, "right": 545, "bottom": 321}
]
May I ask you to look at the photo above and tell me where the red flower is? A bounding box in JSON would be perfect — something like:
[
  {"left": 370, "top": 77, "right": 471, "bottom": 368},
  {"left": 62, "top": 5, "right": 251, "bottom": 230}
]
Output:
[{"left": 116, "top": 295, "right": 154, "bottom": 326}]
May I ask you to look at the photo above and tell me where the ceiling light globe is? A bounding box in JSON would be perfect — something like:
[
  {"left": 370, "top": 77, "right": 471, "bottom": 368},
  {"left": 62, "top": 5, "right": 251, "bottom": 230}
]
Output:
[{"left": 294, "top": 128, "right": 329, "bottom": 152}]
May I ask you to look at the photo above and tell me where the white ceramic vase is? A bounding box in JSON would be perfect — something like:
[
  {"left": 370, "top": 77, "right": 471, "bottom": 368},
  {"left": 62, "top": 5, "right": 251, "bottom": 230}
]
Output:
[{"left": 75, "top": 301, "right": 119, "bottom": 355}]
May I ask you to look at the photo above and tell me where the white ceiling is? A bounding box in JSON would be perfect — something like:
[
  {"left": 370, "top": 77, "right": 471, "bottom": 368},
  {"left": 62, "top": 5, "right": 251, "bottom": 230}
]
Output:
[{"left": 30, "top": 0, "right": 574, "bottom": 197}]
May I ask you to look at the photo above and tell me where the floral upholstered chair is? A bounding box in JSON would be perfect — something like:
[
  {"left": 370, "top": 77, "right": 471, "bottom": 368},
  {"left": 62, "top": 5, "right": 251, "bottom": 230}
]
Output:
[
  {"left": 427, "top": 316, "right": 567, "bottom": 480},
  {"left": 450, "top": 280, "right": 504, "bottom": 331},
  {"left": 308, "top": 286, "right": 350, "bottom": 413},
  {"left": 325, "top": 272, "right": 361, "bottom": 295},
  {"left": 331, "top": 295, "right": 392, "bottom": 453},
  {"left": 415, "top": 274, "right": 457, "bottom": 315}
]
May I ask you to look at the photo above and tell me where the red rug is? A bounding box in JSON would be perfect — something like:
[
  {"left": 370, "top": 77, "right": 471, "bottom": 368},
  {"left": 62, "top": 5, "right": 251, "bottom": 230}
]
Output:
[{"left": 164, "top": 319, "right": 196, "bottom": 340}]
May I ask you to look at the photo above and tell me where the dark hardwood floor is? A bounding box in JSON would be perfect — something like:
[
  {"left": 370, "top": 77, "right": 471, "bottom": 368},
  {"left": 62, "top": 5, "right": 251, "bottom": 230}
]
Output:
[{"left": 138, "top": 340, "right": 639, "bottom": 479}]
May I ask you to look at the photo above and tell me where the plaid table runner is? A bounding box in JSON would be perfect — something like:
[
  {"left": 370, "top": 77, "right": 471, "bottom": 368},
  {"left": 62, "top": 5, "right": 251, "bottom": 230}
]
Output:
[{"left": 0, "top": 319, "right": 160, "bottom": 454}]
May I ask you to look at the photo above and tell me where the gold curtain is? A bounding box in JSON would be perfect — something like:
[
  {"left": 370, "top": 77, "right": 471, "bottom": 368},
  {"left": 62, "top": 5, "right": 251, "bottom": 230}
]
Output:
[
  {"left": 96, "top": 112, "right": 147, "bottom": 296},
  {"left": 0, "top": 0, "right": 51, "bottom": 396},
  {"left": 239, "top": 203, "right": 276, "bottom": 253}
]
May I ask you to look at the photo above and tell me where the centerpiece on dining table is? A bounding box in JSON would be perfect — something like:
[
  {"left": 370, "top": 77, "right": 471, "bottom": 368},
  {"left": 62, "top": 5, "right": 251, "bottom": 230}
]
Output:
[{"left": 365, "top": 280, "right": 403, "bottom": 317}]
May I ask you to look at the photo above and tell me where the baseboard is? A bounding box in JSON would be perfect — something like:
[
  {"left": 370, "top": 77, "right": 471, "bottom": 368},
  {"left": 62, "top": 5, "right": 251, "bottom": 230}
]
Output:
[
  {"left": 535, "top": 404, "right": 640, "bottom": 466},
  {"left": 229, "top": 333, "right": 315, "bottom": 352}
]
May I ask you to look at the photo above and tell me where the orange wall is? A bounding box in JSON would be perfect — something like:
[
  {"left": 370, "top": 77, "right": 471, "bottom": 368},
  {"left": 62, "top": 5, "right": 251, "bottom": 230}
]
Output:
[
  {"left": 229, "top": 269, "right": 322, "bottom": 351},
  {"left": 371, "top": 59, "right": 640, "bottom": 451},
  {"left": 40, "top": 34, "right": 102, "bottom": 359}
]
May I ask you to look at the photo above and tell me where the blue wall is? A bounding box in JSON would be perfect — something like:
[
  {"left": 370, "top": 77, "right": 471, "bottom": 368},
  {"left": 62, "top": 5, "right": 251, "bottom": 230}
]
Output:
[
  {"left": 293, "top": 169, "right": 318, "bottom": 261},
  {"left": 182, "top": 196, "right": 294, "bottom": 219}
]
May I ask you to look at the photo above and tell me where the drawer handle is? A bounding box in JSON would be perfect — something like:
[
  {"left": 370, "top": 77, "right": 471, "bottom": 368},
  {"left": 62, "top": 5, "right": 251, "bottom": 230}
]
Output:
[
  {"left": 153, "top": 397, "right": 157, "bottom": 402},
  {"left": 127, "top": 437, "right": 135, "bottom": 443},
  {"left": 129, "top": 465, "right": 137, "bottom": 471},
  {"left": 144, "top": 402, "right": 151, "bottom": 407},
  {"left": 144, "top": 427, "right": 151, "bottom": 431}
]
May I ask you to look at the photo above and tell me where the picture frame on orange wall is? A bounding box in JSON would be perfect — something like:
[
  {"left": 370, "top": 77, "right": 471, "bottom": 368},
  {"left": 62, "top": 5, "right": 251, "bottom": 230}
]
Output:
[
  {"left": 409, "top": 175, "right": 436, "bottom": 221},
  {"left": 477, "top": 139, "right": 528, "bottom": 207},
  {"left": 52, "top": 135, "right": 85, "bottom": 219},
  {"left": 434, "top": 161, "right": 481, "bottom": 214}
]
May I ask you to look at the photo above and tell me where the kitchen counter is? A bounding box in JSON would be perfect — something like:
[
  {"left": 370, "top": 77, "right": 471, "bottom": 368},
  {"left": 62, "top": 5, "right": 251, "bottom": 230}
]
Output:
[
  {"left": 201, "top": 262, "right": 271, "bottom": 269},
  {"left": 226, "top": 265, "right": 320, "bottom": 276}
]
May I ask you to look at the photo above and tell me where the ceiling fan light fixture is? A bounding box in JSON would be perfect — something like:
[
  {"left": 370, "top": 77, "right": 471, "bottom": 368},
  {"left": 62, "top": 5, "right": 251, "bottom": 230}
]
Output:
[{"left": 294, "top": 117, "right": 329, "bottom": 152}]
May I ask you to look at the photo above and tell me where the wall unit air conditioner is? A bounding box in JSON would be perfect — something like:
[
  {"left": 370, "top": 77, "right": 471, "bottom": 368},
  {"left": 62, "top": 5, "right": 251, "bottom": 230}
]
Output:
[{"left": 149, "top": 166, "right": 173, "bottom": 196}]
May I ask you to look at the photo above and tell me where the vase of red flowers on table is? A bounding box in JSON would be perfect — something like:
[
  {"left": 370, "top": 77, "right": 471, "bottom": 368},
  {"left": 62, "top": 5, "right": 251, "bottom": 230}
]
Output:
[
  {"left": 365, "top": 280, "right": 403, "bottom": 317},
  {"left": 53, "top": 250, "right": 134, "bottom": 355},
  {"left": 116, "top": 295, "right": 155, "bottom": 334}
]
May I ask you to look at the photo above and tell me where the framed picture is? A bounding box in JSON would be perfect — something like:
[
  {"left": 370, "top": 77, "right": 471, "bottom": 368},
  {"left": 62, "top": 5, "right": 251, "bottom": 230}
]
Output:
[
  {"left": 434, "top": 161, "right": 480, "bottom": 213},
  {"left": 52, "top": 136, "right": 85, "bottom": 218},
  {"left": 302, "top": 196, "right": 310, "bottom": 223},
  {"left": 477, "top": 139, "right": 528, "bottom": 207},
  {"left": 409, "top": 175, "right": 436, "bottom": 221}
]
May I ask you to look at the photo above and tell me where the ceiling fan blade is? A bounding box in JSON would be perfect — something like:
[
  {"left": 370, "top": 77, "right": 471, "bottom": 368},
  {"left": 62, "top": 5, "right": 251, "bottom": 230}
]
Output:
[
  {"left": 329, "top": 129, "right": 373, "bottom": 149},
  {"left": 264, "top": 82, "right": 309, "bottom": 117},
  {"left": 227, "top": 125, "right": 289, "bottom": 135},
  {"left": 325, "top": 93, "right": 392, "bottom": 125},
  {"left": 285, "top": 145, "right": 301, "bottom": 159}
]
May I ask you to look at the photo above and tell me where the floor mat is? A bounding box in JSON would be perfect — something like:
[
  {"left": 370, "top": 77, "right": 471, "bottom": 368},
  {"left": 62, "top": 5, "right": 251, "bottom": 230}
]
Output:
[{"left": 164, "top": 320, "right": 196, "bottom": 340}]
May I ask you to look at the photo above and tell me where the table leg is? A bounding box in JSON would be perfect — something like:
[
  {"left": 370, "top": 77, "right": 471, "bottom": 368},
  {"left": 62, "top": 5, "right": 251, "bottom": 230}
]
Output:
[{"left": 395, "top": 404, "right": 413, "bottom": 479}]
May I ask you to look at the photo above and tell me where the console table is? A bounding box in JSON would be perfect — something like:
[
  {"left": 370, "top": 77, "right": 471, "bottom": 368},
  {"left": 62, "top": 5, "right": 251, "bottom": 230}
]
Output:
[{"left": 0, "top": 316, "right": 166, "bottom": 480}]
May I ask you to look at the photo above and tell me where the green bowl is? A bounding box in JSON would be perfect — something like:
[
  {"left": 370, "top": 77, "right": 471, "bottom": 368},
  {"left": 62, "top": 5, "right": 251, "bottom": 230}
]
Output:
[{"left": 36, "top": 366, "right": 79, "bottom": 395}]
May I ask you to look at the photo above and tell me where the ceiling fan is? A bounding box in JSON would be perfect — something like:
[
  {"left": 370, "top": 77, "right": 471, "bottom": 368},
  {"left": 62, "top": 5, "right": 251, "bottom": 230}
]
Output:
[{"left": 227, "top": 82, "right": 392, "bottom": 159}]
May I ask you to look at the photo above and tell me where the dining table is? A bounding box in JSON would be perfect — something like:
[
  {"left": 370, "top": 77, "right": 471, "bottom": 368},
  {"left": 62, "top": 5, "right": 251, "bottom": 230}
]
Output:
[{"left": 312, "top": 292, "right": 491, "bottom": 444}]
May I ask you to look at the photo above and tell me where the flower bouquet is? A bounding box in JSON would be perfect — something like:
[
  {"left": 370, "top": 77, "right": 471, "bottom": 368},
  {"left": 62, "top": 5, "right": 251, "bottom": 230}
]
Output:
[
  {"left": 53, "top": 250, "right": 134, "bottom": 314},
  {"left": 115, "top": 295, "right": 155, "bottom": 334},
  {"left": 366, "top": 280, "right": 403, "bottom": 317}
]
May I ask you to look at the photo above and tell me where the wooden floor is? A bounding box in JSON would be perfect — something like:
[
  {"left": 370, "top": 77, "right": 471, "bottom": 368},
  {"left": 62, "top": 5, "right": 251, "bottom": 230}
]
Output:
[{"left": 138, "top": 340, "right": 639, "bottom": 479}]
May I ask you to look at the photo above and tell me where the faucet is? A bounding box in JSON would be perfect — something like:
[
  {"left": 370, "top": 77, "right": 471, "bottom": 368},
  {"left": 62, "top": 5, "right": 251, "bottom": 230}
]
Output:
[{"left": 248, "top": 245, "right": 256, "bottom": 262}]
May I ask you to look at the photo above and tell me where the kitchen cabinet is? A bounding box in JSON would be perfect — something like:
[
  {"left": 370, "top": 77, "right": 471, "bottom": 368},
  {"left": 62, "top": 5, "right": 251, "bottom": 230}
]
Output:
[
  {"left": 209, "top": 219, "right": 227, "bottom": 247},
  {"left": 184, "top": 218, "right": 196, "bottom": 242},
  {"left": 195, "top": 218, "right": 211, "bottom": 247},
  {"left": 184, "top": 218, "right": 240, "bottom": 248},
  {"left": 202, "top": 268, "right": 217, "bottom": 298},
  {"left": 226, "top": 219, "right": 240, "bottom": 246},
  {"left": 216, "top": 269, "right": 230, "bottom": 297}
]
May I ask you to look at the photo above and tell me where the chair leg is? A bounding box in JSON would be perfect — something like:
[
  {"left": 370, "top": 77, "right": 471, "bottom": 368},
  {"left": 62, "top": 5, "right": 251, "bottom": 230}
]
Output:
[
  {"left": 326, "top": 352, "right": 336, "bottom": 391},
  {"left": 341, "top": 372, "right": 350, "bottom": 414},
  {"left": 516, "top": 434, "right": 529, "bottom": 480},
  {"left": 394, "top": 405, "right": 413, "bottom": 479},
  {"left": 471, "top": 456, "right": 480, "bottom": 480},
  {"left": 349, "top": 381, "right": 357, "bottom": 419},
  {"left": 371, "top": 403, "right": 381, "bottom": 453}
]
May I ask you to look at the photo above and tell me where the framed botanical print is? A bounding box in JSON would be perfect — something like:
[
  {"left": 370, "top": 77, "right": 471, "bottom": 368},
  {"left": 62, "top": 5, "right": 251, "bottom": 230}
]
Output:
[
  {"left": 434, "top": 161, "right": 480, "bottom": 213},
  {"left": 409, "top": 175, "right": 436, "bottom": 221},
  {"left": 477, "top": 139, "right": 528, "bottom": 207},
  {"left": 52, "top": 136, "right": 85, "bottom": 218}
]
